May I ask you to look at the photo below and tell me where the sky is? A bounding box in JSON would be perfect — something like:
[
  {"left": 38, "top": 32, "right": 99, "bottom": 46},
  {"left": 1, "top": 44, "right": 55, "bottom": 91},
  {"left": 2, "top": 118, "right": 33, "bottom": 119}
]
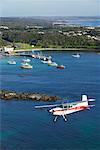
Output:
[{"left": 0, "top": 0, "right": 100, "bottom": 17}]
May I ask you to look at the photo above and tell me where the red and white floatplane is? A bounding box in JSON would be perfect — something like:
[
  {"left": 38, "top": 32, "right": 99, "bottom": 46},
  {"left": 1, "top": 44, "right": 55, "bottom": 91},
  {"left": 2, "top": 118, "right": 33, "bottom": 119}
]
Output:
[{"left": 35, "top": 95, "right": 95, "bottom": 122}]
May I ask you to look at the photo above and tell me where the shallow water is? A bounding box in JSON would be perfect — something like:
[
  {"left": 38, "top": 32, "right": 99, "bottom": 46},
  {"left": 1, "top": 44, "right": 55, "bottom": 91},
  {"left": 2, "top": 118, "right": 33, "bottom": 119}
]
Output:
[{"left": 0, "top": 51, "right": 100, "bottom": 150}]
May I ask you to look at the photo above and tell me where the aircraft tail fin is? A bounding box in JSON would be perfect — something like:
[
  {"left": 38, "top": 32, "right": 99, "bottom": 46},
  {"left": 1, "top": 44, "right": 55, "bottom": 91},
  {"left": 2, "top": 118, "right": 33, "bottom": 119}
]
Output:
[
  {"left": 82, "top": 95, "right": 95, "bottom": 108},
  {"left": 82, "top": 95, "right": 88, "bottom": 101}
]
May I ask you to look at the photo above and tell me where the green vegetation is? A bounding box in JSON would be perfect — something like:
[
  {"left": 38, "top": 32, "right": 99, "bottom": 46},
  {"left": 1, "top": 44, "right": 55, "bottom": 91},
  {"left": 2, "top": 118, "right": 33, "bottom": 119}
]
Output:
[
  {"left": 0, "top": 17, "right": 100, "bottom": 50},
  {"left": 0, "top": 37, "right": 10, "bottom": 46},
  {"left": 13, "top": 43, "right": 33, "bottom": 50}
]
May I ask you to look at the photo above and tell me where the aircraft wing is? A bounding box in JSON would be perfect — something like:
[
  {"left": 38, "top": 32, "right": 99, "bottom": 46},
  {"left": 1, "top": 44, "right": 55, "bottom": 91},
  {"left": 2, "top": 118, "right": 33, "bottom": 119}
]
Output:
[
  {"left": 34, "top": 104, "right": 60, "bottom": 109},
  {"left": 34, "top": 100, "right": 83, "bottom": 109}
]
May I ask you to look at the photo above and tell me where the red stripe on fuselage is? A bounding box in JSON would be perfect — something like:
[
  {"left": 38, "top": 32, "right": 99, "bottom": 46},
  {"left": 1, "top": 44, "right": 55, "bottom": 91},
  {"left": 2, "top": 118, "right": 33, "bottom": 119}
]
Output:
[{"left": 53, "top": 106, "right": 88, "bottom": 112}]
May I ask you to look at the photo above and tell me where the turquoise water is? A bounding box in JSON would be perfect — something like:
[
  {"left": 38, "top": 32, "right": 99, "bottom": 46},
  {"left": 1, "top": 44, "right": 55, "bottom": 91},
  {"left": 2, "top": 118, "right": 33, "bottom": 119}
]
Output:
[{"left": 0, "top": 51, "right": 100, "bottom": 150}]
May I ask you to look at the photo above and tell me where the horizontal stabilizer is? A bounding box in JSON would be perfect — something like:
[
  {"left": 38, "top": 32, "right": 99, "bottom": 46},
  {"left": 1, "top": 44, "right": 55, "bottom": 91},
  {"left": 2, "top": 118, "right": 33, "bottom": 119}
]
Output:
[
  {"left": 89, "top": 105, "right": 95, "bottom": 107},
  {"left": 88, "top": 99, "right": 95, "bottom": 102}
]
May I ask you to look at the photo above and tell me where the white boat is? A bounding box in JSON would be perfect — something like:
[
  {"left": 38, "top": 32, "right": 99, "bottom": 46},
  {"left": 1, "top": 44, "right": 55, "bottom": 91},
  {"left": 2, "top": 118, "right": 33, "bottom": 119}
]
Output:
[
  {"left": 48, "top": 62, "right": 58, "bottom": 67},
  {"left": 72, "top": 53, "right": 80, "bottom": 58},
  {"left": 41, "top": 59, "right": 52, "bottom": 64},
  {"left": 31, "top": 54, "right": 37, "bottom": 58},
  {"left": 20, "top": 63, "right": 33, "bottom": 69},
  {"left": 40, "top": 56, "right": 51, "bottom": 61},
  {"left": 22, "top": 58, "right": 31, "bottom": 62},
  {"left": 8, "top": 60, "right": 16, "bottom": 65}
]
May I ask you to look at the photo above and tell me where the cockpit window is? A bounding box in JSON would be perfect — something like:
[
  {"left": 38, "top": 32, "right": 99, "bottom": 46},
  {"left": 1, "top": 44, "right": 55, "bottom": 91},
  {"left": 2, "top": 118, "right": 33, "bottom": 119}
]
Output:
[{"left": 64, "top": 105, "right": 72, "bottom": 108}]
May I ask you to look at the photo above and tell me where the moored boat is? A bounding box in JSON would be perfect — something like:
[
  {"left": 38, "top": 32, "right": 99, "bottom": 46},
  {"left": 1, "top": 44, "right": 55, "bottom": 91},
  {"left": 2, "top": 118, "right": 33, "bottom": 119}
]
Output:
[
  {"left": 31, "top": 54, "right": 38, "bottom": 58},
  {"left": 22, "top": 58, "right": 31, "bottom": 62},
  {"left": 20, "top": 63, "right": 33, "bottom": 69},
  {"left": 56, "top": 65, "right": 65, "bottom": 69},
  {"left": 41, "top": 59, "right": 52, "bottom": 64},
  {"left": 48, "top": 62, "right": 58, "bottom": 67},
  {"left": 8, "top": 60, "right": 16, "bottom": 65},
  {"left": 72, "top": 53, "right": 80, "bottom": 58}
]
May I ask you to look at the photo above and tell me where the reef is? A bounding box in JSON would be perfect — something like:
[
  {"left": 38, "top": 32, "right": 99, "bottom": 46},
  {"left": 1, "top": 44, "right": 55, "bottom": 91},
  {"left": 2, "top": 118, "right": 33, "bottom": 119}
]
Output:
[{"left": 0, "top": 90, "right": 59, "bottom": 101}]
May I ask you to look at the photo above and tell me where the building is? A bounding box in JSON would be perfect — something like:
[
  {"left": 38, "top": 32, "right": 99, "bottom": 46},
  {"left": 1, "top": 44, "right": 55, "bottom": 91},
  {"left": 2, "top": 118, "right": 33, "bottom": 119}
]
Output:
[
  {"left": 0, "top": 26, "right": 9, "bottom": 30},
  {"left": 3, "top": 47, "right": 14, "bottom": 54}
]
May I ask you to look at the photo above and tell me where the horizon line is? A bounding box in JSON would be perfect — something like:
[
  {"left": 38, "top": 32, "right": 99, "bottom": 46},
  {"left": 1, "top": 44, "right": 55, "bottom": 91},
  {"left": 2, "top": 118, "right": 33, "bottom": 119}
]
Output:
[{"left": 0, "top": 15, "right": 100, "bottom": 18}]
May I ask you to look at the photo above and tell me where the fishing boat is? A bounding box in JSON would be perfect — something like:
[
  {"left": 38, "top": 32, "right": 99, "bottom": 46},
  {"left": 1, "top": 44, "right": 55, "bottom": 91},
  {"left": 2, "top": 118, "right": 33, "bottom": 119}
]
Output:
[
  {"left": 22, "top": 58, "right": 31, "bottom": 62},
  {"left": 8, "top": 60, "right": 16, "bottom": 65},
  {"left": 56, "top": 65, "right": 65, "bottom": 69},
  {"left": 20, "top": 63, "right": 33, "bottom": 69},
  {"left": 72, "top": 53, "right": 80, "bottom": 58}
]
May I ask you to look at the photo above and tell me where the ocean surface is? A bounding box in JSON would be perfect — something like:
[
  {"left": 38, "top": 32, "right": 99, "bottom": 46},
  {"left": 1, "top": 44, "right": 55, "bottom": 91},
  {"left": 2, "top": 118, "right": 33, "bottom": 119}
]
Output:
[
  {"left": 48, "top": 16, "right": 100, "bottom": 26},
  {"left": 0, "top": 51, "right": 100, "bottom": 150},
  {"left": 64, "top": 17, "right": 100, "bottom": 27}
]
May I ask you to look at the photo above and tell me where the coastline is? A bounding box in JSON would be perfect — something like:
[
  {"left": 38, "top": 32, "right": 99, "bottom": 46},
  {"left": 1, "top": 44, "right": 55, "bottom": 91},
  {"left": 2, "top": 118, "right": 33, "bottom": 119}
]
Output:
[{"left": 14, "top": 48, "right": 100, "bottom": 52}]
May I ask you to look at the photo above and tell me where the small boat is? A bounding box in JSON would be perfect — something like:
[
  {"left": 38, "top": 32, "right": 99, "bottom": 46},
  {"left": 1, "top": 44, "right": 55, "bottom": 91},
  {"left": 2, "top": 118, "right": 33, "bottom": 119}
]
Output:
[
  {"left": 22, "top": 58, "right": 31, "bottom": 62},
  {"left": 31, "top": 54, "right": 37, "bottom": 58},
  {"left": 20, "top": 63, "right": 33, "bottom": 69},
  {"left": 41, "top": 59, "right": 52, "bottom": 64},
  {"left": 8, "top": 60, "right": 16, "bottom": 65},
  {"left": 48, "top": 62, "right": 58, "bottom": 67},
  {"left": 40, "top": 56, "right": 52, "bottom": 61},
  {"left": 72, "top": 53, "right": 80, "bottom": 58},
  {"left": 56, "top": 65, "right": 65, "bottom": 69}
]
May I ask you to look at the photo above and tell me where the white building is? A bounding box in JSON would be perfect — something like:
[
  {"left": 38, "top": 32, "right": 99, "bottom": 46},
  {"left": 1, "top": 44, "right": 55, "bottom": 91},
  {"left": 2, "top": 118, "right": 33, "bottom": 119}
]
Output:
[
  {"left": 0, "top": 26, "right": 9, "bottom": 30},
  {"left": 4, "top": 47, "right": 14, "bottom": 54}
]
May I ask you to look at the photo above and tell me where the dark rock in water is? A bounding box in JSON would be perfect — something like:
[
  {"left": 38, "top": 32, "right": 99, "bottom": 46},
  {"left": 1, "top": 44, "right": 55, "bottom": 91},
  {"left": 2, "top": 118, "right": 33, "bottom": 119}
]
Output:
[{"left": 0, "top": 90, "right": 59, "bottom": 101}]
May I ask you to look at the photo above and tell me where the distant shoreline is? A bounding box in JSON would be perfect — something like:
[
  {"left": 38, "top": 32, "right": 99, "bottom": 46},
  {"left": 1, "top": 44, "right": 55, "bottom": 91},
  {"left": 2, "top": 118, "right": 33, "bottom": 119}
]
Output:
[{"left": 14, "top": 48, "right": 100, "bottom": 52}]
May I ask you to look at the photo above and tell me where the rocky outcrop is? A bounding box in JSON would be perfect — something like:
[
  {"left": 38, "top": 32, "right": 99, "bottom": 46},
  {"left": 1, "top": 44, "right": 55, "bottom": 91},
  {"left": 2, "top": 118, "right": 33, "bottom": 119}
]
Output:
[{"left": 0, "top": 90, "right": 59, "bottom": 101}]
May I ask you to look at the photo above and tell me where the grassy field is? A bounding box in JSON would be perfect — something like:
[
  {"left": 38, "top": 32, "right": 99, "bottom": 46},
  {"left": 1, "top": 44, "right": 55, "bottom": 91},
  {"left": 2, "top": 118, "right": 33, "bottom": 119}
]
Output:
[{"left": 15, "top": 43, "right": 33, "bottom": 50}]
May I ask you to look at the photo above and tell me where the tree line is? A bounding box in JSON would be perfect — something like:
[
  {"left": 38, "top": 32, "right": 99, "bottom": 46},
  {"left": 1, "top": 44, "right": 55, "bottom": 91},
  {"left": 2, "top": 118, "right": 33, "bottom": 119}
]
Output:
[{"left": 1, "top": 29, "right": 99, "bottom": 49}]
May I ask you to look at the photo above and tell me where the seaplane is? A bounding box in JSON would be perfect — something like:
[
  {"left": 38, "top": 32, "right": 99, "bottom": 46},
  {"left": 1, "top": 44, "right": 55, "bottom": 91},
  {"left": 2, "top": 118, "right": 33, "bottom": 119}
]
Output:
[{"left": 35, "top": 95, "right": 95, "bottom": 122}]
